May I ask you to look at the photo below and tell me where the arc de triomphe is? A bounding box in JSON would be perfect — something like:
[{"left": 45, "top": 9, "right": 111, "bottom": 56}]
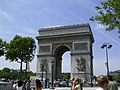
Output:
[{"left": 36, "top": 23, "right": 94, "bottom": 82}]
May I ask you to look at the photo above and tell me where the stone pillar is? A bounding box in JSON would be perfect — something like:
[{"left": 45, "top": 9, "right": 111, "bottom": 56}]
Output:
[{"left": 55, "top": 57, "right": 62, "bottom": 79}]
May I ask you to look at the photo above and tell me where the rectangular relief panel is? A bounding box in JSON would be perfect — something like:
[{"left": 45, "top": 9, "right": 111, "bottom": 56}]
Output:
[
  {"left": 74, "top": 42, "right": 88, "bottom": 51},
  {"left": 39, "top": 45, "right": 51, "bottom": 53}
]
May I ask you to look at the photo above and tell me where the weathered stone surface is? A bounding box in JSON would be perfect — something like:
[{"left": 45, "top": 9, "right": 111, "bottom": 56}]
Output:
[{"left": 36, "top": 24, "right": 94, "bottom": 82}]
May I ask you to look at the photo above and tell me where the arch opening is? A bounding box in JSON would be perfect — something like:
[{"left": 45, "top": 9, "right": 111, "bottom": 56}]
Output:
[
  {"left": 54, "top": 45, "right": 71, "bottom": 79},
  {"left": 62, "top": 51, "right": 71, "bottom": 73}
]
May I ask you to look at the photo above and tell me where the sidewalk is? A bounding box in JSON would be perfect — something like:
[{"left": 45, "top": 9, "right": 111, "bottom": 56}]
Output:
[{"left": 42, "top": 87, "right": 120, "bottom": 90}]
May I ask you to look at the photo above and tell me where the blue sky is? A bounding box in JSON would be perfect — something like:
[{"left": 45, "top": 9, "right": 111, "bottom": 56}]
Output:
[{"left": 0, "top": 0, "right": 120, "bottom": 76}]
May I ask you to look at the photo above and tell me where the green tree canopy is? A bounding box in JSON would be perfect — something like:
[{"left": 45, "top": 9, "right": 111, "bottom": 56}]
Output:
[
  {"left": 0, "top": 67, "right": 10, "bottom": 79},
  {"left": 0, "top": 67, "right": 36, "bottom": 80},
  {"left": 0, "top": 39, "right": 7, "bottom": 57},
  {"left": 2, "top": 67, "right": 10, "bottom": 73},
  {"left": 5, "top": 35, "right": 36, "bottom": 74},
  {"left": 90, "top": 0, "right": 120, "bottom": 33},
  {"left": 62, "top": 73, "right": 70, "bottom": 80}
]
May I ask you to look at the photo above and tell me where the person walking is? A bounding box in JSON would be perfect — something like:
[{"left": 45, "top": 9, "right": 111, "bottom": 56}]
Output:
[
  {"left": 16, "top": 80, "right": 23, "bottom": 90},
  {"left": 35, "top": 79, "right": 42, "bottom": 90},
  {"left": 72, "top": 78, "right": 83, "bottom": 90},
  {"left": 96, "top": 75, "right": 109, "bottom": 90},
  {"left": 12, "top": 81, "right": 17, "bottom": 90},
  {"left": 108, "top": 75, "right": 118, "bottom": 90},
  {"left": 26, "top": 80, "right": 31, "bottom": 90}
]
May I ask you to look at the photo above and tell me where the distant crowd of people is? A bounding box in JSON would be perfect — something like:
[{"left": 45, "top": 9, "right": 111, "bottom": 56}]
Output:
[
  {"left": 12, "top": 78, "right": 42, "bottom": 90},
  {"left": 71, "top": 75, "right": 118, "bottom": 90},
  {"left": 11, "top": 75, "right": 118, "bottom": 90}
]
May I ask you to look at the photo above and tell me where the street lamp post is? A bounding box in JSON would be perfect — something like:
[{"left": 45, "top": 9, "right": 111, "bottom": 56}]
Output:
[
  {"left": 101, "top": 43, "right": 112, "bottom": 77},
  {"left": 40, "top": 59, "right": 47, "bottom": 81},
  {"left": 41, "top": 65, "right": 44, "bottom": 81},
  {"left": 51, "top": 59, "right": 55, "bottom": 89}
]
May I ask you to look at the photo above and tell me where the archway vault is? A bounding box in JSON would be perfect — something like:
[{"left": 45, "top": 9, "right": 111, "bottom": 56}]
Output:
[
  {"left": 54, "top": 44, "right": 71, "bottom": 57},
  {"left": 53, "top": 45, "right": 71, "bottom": 79},
  {"left": 36, "top": 24, "right": 94, "bottom": 82}
]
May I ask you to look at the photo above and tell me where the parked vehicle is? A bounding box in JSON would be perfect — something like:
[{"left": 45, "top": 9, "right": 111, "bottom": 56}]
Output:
[
  {"left": 1, "top": 78, "right": 8, "bottom": 82},
  {"left": 116, "top": 80, "right": 120, "bottom": 86}
]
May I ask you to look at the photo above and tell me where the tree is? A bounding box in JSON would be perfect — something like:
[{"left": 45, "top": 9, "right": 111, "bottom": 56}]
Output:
[
  {"left": 90, "top": 0, "right": 120, "bottom": 34},
  {"left": 0, "top": 67, "right": 10, "bottom": 79},
  {"left": 0, "top": 39, "right": 7, "bottom": 57},
  {"left": 62, "top": 73, "right": 70, "bottom": 80},
  {"left": 5, "top": 35, "right": 36, "bottom": 76},
  {"left": 113, "top": 74, "right": 120, "bottom": 80},
  {"left": 0, "top": 67, "right": 36, "bottom": 80},
  {"left": 2, "top": 67, "right": 10, "bottom": 73}
]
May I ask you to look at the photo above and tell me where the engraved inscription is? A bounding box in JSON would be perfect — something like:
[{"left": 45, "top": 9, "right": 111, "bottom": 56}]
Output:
[
  {"left": 39, "top": 45, "right": 50, "bottom": 53},
  {"left": 74, "top": 42, "right": 88, "bottom": 51}
]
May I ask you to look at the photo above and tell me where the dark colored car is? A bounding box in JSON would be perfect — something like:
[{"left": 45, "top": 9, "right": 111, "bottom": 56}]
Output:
[{"left": 116, "top": 80, "right": 120, "bottom": 86}]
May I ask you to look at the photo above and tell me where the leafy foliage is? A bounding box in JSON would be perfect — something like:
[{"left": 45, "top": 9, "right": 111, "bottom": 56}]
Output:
[
  {"left": 62, "top": 73, "right": 70, "bottom": 80},
  {"left": 5, "top": 35, "right": 36, "bottom": 73},
  {"left": 90, "top": 0, "right": 120, "bottom": 33},
  {"left": 113, "top": 74, "right": 120, "bottom": 80},
  {"left": 0, "top": 67, "right": 35, "bottom": 80},
  {"left": 0, "top": 39, "right": 7, "bottom": 57}
]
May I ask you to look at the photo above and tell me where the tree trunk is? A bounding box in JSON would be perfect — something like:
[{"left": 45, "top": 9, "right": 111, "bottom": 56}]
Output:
[
  {"left": 19, "top": 61, "right": 22, "bottom": 78},
  {"left": 25, "top": 62, "right": 27, "bottom": 78}
]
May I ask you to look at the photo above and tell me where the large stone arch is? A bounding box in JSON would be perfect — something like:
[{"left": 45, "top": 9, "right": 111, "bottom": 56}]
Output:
[{"left": 36, "top": 24, "right": 94, "bottom": 82}]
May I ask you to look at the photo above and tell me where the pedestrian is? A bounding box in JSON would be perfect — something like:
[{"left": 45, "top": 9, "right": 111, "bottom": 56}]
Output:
[
  {"left": 16, "top": 80, "right": 23, "bottom": 90},
  {"left": 72, "top": 78, "right": 83, "bottom": 90},
  {"left": 12, "top": 81, "right": 17, "bottom": 90},
  {"left": 36, "top": 79, "right": 42, "bottom": 90},
  {"left": 45, "top": 78, "right": 47, "bottom": 88},
  {"left": 96, "top": 75, "right": 109, "bottom": 90},
  {"left": 26, "top": 80, "right": 31, "bottom": 90},
  {"left": 108, "top": 75, "right": 118, "bottom": 90}
]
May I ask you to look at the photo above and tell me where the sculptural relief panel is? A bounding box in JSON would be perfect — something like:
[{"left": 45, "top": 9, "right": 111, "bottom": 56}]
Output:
[
  {"left": 39, "top": 44, "right": 51, "bottom": 54},
  {"left": 76, "top": 57, "right": 86, "bottom": 72},
  {"left": 73, "top": 41, "right": 90, "bottom": 53},
  {"left": 74, "top": 42, "right": 88, "bottom": 51}
]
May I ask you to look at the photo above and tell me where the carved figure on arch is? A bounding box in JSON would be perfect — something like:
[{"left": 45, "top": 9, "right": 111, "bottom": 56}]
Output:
[
  {"left": 39, "top": 59, "right": 47, "bottom": 72},
  {"left": 76, "top": 57, "right": 86, "bottom": 72}
]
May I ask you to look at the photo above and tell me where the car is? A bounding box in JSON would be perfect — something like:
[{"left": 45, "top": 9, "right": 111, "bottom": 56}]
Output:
[
  {"left": 116, "top": 80, "right": 120, "bottom": 86},
  {"left": 60, "top": 81, "right": 67, "bottom": 87},
  {"left": 1, "top": 78, "right": 8, "bottom": 82}
]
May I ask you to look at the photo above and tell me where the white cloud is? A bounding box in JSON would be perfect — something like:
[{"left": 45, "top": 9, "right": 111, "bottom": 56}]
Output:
[
  {"left": 0, "top": 56, "right": 37, "bottom": 72},
  {"left": 95, "top": 24, "right": 107, "bottom": 30},
  {"left": 94, "top": 23, "right": 120, "bottom": 46},
  {"left": 0, "top": 9, "right": 13, "bottom": 20},
  {"left": 23, "top": 28, "right": 38, "bottom": 35},
  {"left": 0, "top": 56, "right": 19, "bottom": 70},
  {"left": 16, "top": 28, "right": 38, "bottom": 37},
  {"left": 94, "top": 57, "right": 120, "bottom": 76},
  {"left": 77, "top": 0, "right": 97, "bottom": 13},
  {"left": 109, "top": 58, "right": 120, "bottom": 71},
  {"left": 94, "top": 60, "right": 106, "bottom": 76}
]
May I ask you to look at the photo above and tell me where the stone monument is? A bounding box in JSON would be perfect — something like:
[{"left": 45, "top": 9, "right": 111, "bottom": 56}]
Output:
[{"left": 36, "top": 23, "right": 94, "bottom": 82}]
